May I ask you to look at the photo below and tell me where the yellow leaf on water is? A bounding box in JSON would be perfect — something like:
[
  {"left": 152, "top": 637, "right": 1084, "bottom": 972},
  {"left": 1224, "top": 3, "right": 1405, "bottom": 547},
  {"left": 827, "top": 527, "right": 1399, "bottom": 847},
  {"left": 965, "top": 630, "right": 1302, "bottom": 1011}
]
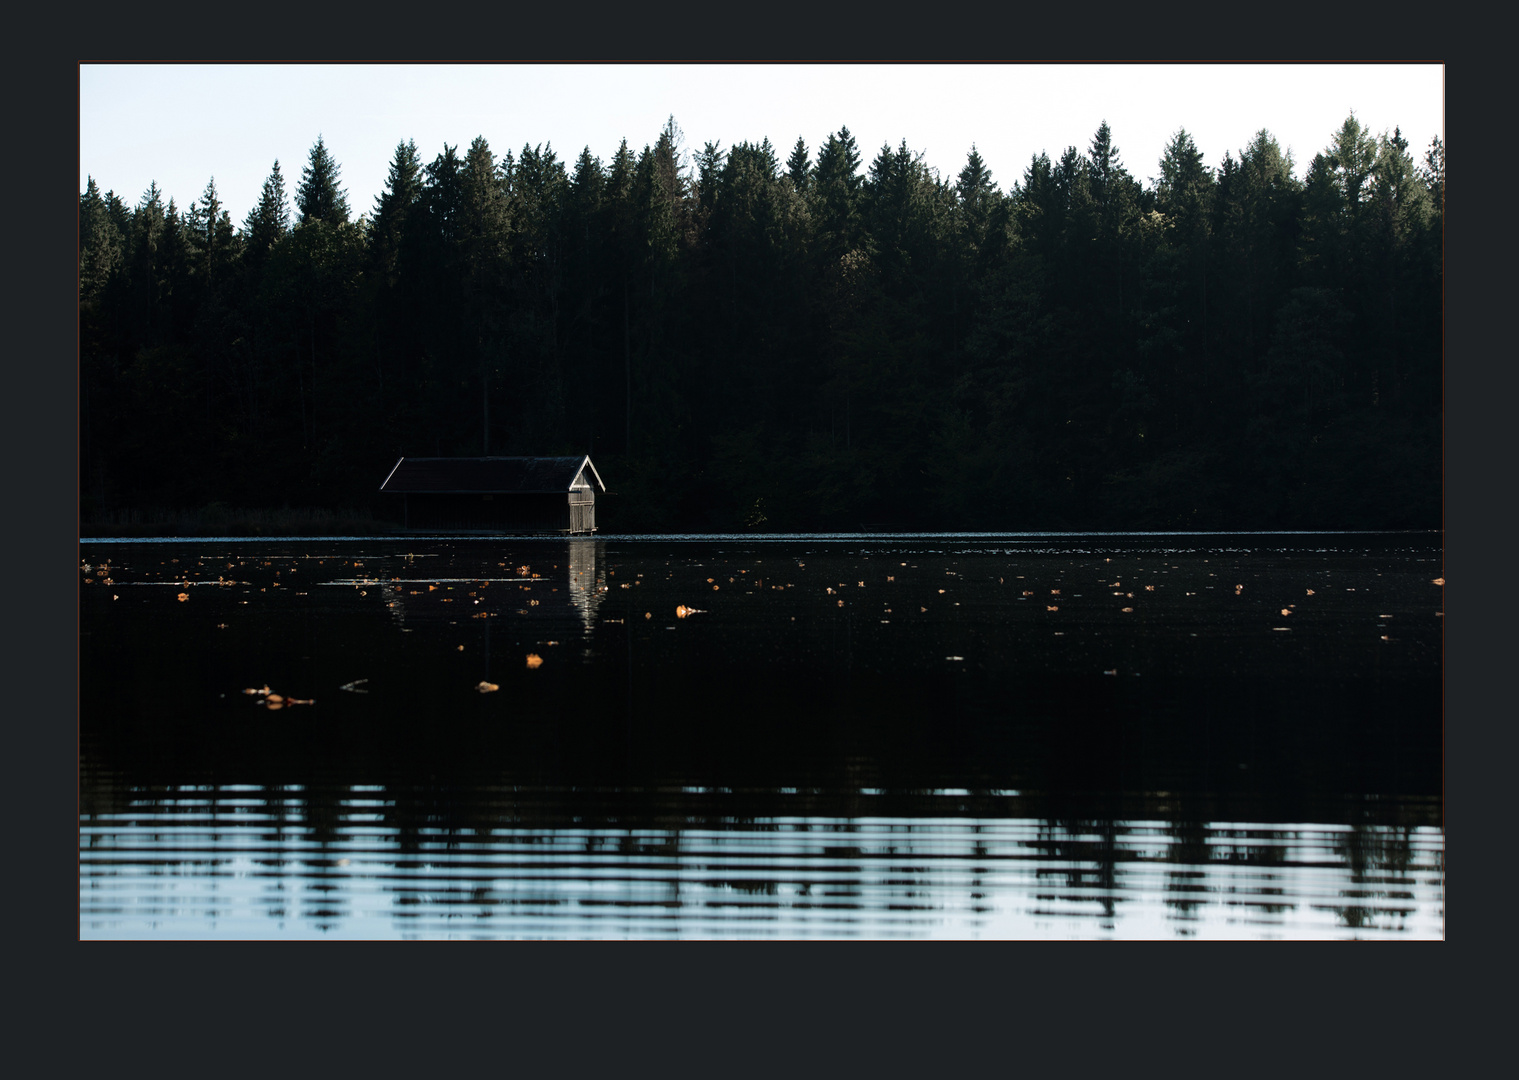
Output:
[
  {"left": 525, "top": 654, "right": 543, "bottom": 669},
  {"left": 1047, "top": 605, "right": 1059, "bottom": 612},
  {"left": 1433, "top": 577, "right": 1445, "bottom": 586},
  {"left": 1307, "top": 589, "right": 1315, "bottom": 596},
  {"left": 476, "top": 681, "right": 500, "bottom": 692},
  {"left": 177, "top": 592, "right": 189, "bottom": 602}
]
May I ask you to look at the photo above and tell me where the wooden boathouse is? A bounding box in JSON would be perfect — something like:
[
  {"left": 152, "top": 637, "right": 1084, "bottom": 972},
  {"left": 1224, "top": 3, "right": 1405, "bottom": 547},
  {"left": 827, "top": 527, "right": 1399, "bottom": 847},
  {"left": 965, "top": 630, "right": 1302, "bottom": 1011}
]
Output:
[{"left": 380, "top": 456, "right": 606, "bottom": 534}]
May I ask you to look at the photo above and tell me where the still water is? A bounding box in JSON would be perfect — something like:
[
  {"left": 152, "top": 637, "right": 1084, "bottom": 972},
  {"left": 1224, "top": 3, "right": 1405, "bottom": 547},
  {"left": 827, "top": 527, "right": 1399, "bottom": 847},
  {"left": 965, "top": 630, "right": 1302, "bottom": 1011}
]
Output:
[{"left": 79, "top": 532, "right": 1444, "bottom": 939}]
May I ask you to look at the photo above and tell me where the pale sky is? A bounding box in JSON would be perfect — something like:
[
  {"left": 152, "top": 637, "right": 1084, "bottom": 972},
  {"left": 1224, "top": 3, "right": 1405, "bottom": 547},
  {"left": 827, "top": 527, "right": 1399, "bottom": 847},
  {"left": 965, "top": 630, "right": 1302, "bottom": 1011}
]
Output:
[{"left": 80, "top": 64, "right": 1444, "bottom": 224}]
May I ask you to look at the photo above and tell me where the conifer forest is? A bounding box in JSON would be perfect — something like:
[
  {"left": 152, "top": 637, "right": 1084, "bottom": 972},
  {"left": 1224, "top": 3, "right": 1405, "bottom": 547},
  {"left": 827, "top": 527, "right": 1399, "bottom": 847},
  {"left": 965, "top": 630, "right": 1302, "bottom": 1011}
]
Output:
[{"left": 79, "top": 115, "right": 1443, "bottom": 532}]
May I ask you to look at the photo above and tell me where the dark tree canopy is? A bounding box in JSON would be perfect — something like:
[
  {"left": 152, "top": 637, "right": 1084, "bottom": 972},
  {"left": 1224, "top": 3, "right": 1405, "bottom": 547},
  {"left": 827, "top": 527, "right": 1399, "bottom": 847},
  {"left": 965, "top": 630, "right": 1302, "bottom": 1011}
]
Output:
[{"left": 80, "top": 112, "right": 1442, "bottom": 534}]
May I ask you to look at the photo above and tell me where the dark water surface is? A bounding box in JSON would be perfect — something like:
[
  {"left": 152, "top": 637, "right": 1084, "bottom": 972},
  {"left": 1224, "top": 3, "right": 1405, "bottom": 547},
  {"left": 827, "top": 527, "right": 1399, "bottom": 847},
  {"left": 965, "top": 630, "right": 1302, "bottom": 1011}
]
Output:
[{"left": 79, "top": 532, "right": 1443, "bottom": 938}]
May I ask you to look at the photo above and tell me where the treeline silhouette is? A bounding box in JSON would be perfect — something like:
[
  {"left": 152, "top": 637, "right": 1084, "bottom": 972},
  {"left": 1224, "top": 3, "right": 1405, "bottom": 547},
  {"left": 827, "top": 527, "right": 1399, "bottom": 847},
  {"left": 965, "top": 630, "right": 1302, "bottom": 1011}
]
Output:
[{"left": 80, "top": 115, "right": 1442, "bottom": 531}]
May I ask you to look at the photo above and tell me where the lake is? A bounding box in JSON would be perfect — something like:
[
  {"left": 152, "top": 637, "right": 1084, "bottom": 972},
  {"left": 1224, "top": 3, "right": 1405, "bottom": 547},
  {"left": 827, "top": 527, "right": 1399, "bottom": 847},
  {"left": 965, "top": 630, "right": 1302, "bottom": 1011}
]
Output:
[{"left": 79, "top": 532, "right": 1444, "bottom": 939}]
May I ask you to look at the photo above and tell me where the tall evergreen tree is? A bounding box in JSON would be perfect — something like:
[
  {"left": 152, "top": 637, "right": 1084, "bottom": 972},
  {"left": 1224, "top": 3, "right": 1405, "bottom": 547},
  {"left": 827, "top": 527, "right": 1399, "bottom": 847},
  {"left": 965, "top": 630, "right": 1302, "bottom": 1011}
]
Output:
[
  {"left": 814, "top": 126, "right": 866, "bottom": 263},
  {"left": 786, "top": 137, "right": 811, "bottom": 193},
  {"left": 370, "top": 141, "right": 422, "bottom": 284},
  {"left": 79, "top": 177, "right": 123, "bottom": 307},
  {"left": 243, "top": 161, "right": 290, "bottom": 263},
  {"left": 297, "top": 135, "right": 350, "bottom": 226}
]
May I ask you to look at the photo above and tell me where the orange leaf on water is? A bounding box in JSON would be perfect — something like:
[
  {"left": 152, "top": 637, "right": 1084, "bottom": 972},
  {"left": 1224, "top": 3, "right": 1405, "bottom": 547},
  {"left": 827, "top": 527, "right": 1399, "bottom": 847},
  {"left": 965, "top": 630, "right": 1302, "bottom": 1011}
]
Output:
[
  {"left": 1432, "top": 577, "right": 1445, "bottom": 586},
  {"left": 525, "top": 654, "right": 543, "bottom": 669},
  {"left": 476, "top": 681, "right": 500, "bottom": 692}
]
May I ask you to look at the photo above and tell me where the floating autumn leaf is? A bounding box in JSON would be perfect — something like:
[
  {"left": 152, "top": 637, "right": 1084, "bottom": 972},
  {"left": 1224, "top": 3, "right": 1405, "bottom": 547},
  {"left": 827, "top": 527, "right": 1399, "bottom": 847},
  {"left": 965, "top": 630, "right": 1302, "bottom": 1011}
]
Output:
[
  {"left": 1281, "top": 609, "right": 1291, "bottom": 616},
  {"left": 266, "top": 693, "right": 285, "bottom": 705},
  {"left": 1145, "top": 585, "right": 1155, "bottom": 592},
  {"left": 1023, "top": 590, "right": 1035, "bottom": 597},
  {"left": 1051, "top": 589, "right": 1060, "bottom": 595},
  {"left": 243, "top": 686, "right": 269, "bottom": 696},
  {"left": 938, "top": 589, "right": 946, "bottom": 594},
  {"left": 1122, "top": 607, "right": 1134, "bottom": 613},
  {"left": 1047, "top": 605, "right": 1059, "bottom": 612},
  {"left": 675, "top": 605, "right": 706, "bottom": 618},
  {"left": 177, "top": 592, "right": 189, "bottom": 602},
  {"left": 1433, "top": 577, "right": 1445, "bottom": 586},
  {"left": 476, "top": 681, "right": 500, "bottom": 693},
  {"left": 1306, "top": 589, "right": 1316, "bottom": 596},
  {"left": 525, "top": 654, "right": 543, "bottom": 669}
]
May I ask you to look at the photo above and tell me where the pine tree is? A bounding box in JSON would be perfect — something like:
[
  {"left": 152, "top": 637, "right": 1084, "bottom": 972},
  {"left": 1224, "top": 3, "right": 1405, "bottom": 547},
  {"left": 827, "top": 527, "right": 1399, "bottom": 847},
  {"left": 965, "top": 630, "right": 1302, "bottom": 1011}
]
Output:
[
  {"left": 297, "top": 135, "right": 350, "bottom": 227},
  {"left": 814, "top": 126, "right": 865, "bottom": 264},
  {"left": 956, "top": 145, "right": 999, "bottom": 252},
  {"left": 80, "top": 177, "right": 123, "bottom": 307},
  {"left": 370, "top": 141, "right": 422, "bottom": 284},
  {"left": 244, "top": 161, "right": 290, "bottom": 257},
  {"left": 786, "top": 137, "right": 811, "bottom": 194}
]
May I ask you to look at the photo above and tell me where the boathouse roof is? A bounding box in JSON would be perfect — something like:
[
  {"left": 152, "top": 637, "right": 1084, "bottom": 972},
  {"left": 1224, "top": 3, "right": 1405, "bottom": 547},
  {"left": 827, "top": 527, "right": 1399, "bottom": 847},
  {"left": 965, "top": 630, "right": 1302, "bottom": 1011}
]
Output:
[{"left": 380, "top": 456, "right": 605, "bottom": 495}]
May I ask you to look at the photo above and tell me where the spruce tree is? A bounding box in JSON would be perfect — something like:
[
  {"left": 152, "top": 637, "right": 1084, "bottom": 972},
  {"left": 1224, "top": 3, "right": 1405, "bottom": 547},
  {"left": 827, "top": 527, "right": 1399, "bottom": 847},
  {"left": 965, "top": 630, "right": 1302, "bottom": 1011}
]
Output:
[
  {"left": 297, "top": 135, "right": 350, "bottom": 226},
  {"left": 244, "top": 161, "right": 290, "bottom": 254},
  {"left": 786, "top": 137, "right": 811, "bottom": 193}
]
